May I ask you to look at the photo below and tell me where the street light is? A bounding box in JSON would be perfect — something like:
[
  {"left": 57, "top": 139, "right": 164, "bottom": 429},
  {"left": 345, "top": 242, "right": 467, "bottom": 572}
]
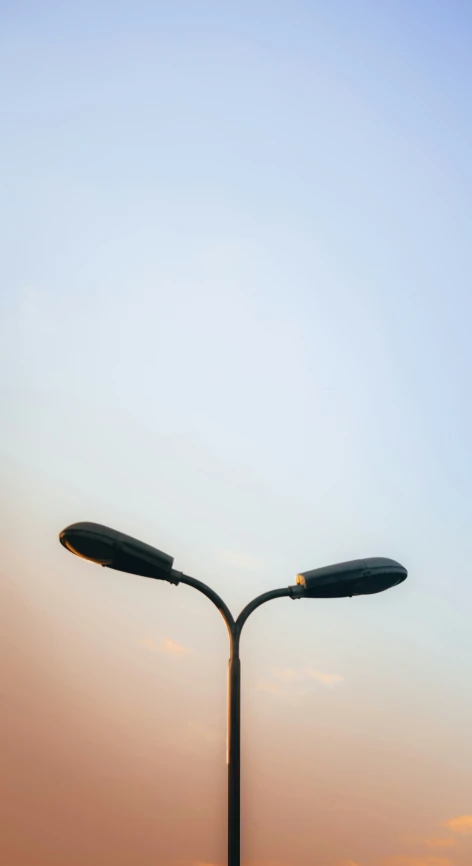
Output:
[{"left": 59, "top": 521, "right": 407, "bottom": 866}]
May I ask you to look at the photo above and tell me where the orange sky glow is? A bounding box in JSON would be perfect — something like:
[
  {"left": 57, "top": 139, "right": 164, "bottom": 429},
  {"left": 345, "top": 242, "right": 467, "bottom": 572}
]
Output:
[{"left": 3, "top": 2, "right": 472, "bottom": 864}]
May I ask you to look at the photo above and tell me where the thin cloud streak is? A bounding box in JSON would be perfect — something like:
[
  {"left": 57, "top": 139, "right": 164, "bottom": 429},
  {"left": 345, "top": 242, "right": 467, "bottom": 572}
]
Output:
[
  {"left": 381, "top": 857, "right": 453, "bottom": 866},
  {"left": 335, "top": 860, "right": 363, "bottom": 866},
  {"left": 444, "top": 815, "right": 472, "bottom": 834},
  {"left": 257, "top": 666, "right": 344, "bottom": 701},
  {"left": 178, "top": 861, "right": 291, "bottom": 866},
  {"left": 424, "top": 839, "right": 456, "bottom": 849},
  {"left": 137, "top": 636, "right": 191, "bottom": 656},
  {"left": 179, "top": 861, "right": 292, "bottom": 866},
  {"left": 217, "top": 549, "right": 265, "bottom": 572},
  {"left": 179, "top": 860, "right": 219, "bottom": 866},
  {"left": 272, "top": 667, "right": 344, "bottom": 686}
]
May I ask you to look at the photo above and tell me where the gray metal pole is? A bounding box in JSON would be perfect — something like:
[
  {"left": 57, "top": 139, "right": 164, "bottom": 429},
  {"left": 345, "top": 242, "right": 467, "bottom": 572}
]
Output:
[
  {"left": 227, "top": 587, "right": 293, "bottom": 866},
  {"left": 227, "top": 634, "right": 241, "bottom": 866},
  {"left": 177, "top": 575, "right": 293, "bottom": 866}
]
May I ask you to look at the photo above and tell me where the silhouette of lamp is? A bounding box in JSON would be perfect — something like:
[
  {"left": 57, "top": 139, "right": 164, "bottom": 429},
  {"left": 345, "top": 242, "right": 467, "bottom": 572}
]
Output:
[{"left": 59, "top": 521, "right": 407, "bottom": 866}]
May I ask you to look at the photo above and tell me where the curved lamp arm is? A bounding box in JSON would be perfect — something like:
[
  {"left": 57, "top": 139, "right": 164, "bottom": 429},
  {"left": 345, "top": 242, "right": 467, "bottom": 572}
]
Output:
[
  {"left": 234, "top": 587, "right": 293, "bottom": 642},
  {"left": 174, "top": 571, "right": 299, "bottom": 648},
  {"left": 173, "top": 570, "right": 235, "bottom": 637}
]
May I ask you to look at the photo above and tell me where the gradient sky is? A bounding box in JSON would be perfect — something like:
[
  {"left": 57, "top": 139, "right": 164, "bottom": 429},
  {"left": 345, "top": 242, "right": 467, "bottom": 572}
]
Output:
[{"left": 2, "top": 2, "right": 472, "bottom": 866}]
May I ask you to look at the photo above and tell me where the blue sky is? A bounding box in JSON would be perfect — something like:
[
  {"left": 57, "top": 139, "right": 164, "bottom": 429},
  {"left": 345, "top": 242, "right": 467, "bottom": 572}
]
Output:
[
  {"left": 2, "top": 3, "right": 472, "bottom": 864},
  {"left": 3, "top": 0, "right": 472, "bottom": 596}
]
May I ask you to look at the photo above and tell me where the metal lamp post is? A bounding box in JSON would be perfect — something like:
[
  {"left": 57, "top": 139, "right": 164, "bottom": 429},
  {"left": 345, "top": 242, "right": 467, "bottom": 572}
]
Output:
[{"left": 59, "top": 521, "right": 407, "bottom": 866}]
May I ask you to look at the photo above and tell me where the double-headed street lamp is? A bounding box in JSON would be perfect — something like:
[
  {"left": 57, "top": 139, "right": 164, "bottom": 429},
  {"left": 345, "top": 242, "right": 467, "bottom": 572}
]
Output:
[{"left": 59, "top": 521, "right": 407, "bottom": 866}]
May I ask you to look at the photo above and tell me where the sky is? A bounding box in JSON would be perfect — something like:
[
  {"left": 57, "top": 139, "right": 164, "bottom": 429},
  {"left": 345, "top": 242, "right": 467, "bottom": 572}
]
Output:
[{"left": 1, "top": 1, "right": 472, "bottom": 865}]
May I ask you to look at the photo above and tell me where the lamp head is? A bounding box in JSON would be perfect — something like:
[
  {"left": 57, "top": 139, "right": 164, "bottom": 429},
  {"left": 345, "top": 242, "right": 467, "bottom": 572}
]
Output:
[
  {"left": 295, "top": 557, "right": 407, "bottom": 598},
  {"left": 59, "top": 522, "right": 175, "bottom": 582}
]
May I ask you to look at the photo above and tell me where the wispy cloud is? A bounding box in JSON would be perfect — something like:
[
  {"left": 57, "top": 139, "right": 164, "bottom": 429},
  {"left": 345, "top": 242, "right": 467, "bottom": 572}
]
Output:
[
  {"left": 218, "top": 549, "right": 265, "bottom": 572},
  {"left": 381, "top": 857, "right": 453, "bottom": 866},
  {"left": 335, "top": 860, "right": 364, "bottom": 866},
  {"left": 401, "top": 817, "right": 469, "bottom": 858},
  {"left": 179, "top": 861, "right": 290, "bottom": 866},
  {"left": 273, "top": 667, "right": 344, "bottom": 686},
  {"left": 163, "top": 637, "right": 190, "bottom": 656},
  {"left": 424, "top": 839, "right": 456, "bottom": 850},
  {"left": 245, "top": 861, "right": 293, "bottom": 866},
  {"left": 137, "top": 636, "right": 190, "bottom": 656},
  {"left": 258, "top": 666, "right": 344, "bottom": 701},
  {"left": 444, "top": 815, "right": 472, "bottom": 835},
  {"left": 168, "top": 720, "right": 224, "bottom": 756},
  {"left": 178, "top": 861, "right": 220, "bottom": 866}
]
